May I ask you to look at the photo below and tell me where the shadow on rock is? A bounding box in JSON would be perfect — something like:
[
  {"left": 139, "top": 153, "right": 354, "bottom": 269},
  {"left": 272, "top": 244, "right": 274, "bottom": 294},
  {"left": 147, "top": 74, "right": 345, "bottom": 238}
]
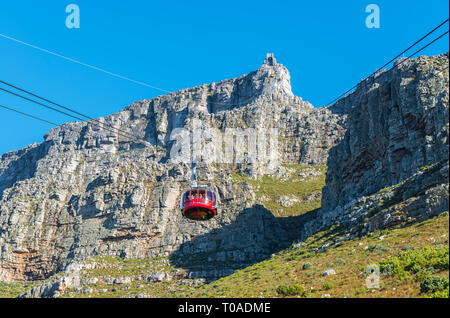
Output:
[
  {"left": 169, "top": 204, "right": 317, "bottom": 282},
  {"left": 0, "top": 141, "right": 52, "bottom": 200}
]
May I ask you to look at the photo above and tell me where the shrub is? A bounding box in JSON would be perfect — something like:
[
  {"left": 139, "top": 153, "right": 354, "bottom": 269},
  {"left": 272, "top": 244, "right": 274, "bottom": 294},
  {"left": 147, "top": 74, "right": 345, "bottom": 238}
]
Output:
[
  {"left": 420, "top": 276, "right": 449, "bottom": 294},
  {"left": 379, "top": 246, "right": 449, "bottom": 279},
  {"left": 302, "top": 262, "right": 313, "bottom": 270},
  {"left": 322, "top": 282, "right": 333, "bottom": 290},
  {"left": 368, "top": 243, "right": 393, "bottom": 253},
  {"left": 415, "top": 267, "right": 436, "bottom": 282},
  {"left": 415, "top": 270, "right": 431, "bottom": 283},
  {"left": 431, "top": 288, "right": 449, "bottom": 298},
  {"left": 276, "top": 284, "right": 306, "bottom": 296}
]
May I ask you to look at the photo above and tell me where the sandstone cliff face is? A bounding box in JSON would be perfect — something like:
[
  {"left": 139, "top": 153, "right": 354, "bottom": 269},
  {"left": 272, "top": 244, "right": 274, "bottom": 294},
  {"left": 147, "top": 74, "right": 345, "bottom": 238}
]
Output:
[
  {"left": 305, "top": 53, "right": 449, "bottom": 236},
  {"left": 0, "top": 55, "right": 345, "bottom": 282},
  {"left": 0, "top": 53, "right": 447, "bottom": 284}
]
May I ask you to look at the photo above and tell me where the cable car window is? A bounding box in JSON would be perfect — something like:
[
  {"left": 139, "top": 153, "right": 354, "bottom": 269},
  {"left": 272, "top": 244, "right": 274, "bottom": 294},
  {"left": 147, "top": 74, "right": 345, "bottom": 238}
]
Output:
[
  {"left": 183, "top": 192, "right": 189, "bottom": 202},
  {"left": 198, "top": 189, "right": 205, "bottom": 199},
  {"left": 207, "top": 191, "right": 213, "bottom": 201}
]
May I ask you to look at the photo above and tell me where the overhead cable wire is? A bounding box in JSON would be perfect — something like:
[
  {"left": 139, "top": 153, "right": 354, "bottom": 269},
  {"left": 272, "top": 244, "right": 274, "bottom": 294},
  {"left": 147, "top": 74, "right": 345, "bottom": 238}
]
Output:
[
  {"left": 0, "top": 32, "right": 270, "bottom": 109},
  {"left": 1, "top": 62, "right": 447, "bottom": 148},
  {"left": 0, "top": 103, "right": 60, "bottom": 126},
  {"left": 0, "top": 86, "right": 147, "bottom": 144},
  {"left": 285, "top": 31, "right": 449, "bottom": 139},
  {"left": 324, "top": 18, "right": 449, "bottom": 106},
  {"left": 0, "top": 32, "right": 171, "bottom": 94},
  {"left": 1, "top": 19, "right": 448, "bottom": 143},
  {"left": 0, "top": 81, "right": 147, "bottom": 143}
]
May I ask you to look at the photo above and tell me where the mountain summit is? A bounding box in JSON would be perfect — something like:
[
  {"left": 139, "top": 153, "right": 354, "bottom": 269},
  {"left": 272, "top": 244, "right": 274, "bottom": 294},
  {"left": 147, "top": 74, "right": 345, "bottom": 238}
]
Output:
[{"left": 0, "top": 53, "right": 448, "bottom": 289}]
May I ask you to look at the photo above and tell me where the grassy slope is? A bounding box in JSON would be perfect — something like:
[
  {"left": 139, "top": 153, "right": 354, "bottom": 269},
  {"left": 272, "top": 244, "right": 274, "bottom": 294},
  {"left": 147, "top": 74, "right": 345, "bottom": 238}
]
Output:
[
  {"left": 43, "top": 212, "right": 447, "bottom": 299},
  {"left": 0, "top": 281, "right": 38, "bottom": 298},
  {"left": 1, "top": 164, "right": 448, "bottom": 298},
  {"left": 232, "top": 164, "right": 326, "bottom": 217},
  {"left": 187, "top": 212, "right": 448, "bottom": 298}
]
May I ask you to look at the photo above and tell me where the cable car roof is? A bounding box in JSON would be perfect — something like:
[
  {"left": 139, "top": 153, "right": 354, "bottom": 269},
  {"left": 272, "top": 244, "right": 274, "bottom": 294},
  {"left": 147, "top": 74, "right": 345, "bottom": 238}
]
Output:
[{"left": 184, "top": 185, "right": 215, "bottom": 191}]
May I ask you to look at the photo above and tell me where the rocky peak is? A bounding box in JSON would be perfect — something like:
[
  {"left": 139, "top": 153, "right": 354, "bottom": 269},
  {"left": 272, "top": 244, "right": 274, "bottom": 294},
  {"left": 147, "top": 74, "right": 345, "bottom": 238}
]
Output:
[
  {"left": 1, "top": 53, "right": 446, "bottom": 285},
  {"left": 187, "top": 53, "right": 297, "bottom": 113},
  {"left": 257, "top": 53, "right": 294, "bottom": 99}
]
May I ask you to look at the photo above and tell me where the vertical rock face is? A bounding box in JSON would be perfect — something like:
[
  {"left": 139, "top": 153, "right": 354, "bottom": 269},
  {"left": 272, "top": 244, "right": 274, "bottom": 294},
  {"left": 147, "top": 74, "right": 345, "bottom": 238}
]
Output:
[
  {"left": 308, "top": 53, "right": 449, "bottom": 234},
  {"left": 0, "top": 53, "right": 448, "bottom": 283},
  {"left": 0, "top": 55, "right": 345, "bottom": 282}
]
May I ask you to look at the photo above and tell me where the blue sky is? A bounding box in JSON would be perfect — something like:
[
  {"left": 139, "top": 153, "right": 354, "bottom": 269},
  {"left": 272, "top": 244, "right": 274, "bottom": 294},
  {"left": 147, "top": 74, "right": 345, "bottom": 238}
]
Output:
[{"left": 0, "top": 0, "right": 448, "bottom": 155}]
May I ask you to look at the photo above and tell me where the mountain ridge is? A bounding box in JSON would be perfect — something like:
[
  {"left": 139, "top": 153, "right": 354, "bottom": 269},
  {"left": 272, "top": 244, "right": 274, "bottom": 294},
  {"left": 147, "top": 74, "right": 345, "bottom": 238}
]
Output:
[{"left": 0, "top": 53, "right": 448, "bottom": 291}]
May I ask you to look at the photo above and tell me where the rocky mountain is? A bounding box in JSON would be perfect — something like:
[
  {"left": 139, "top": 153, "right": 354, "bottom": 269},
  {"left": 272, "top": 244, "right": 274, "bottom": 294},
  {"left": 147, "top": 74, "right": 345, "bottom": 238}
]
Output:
[
  {"left": 0, "top": 52, "right": 448, "bottom": 293},
  {"left": 304, "top": 53, "right": 449, "bottom": 238}
]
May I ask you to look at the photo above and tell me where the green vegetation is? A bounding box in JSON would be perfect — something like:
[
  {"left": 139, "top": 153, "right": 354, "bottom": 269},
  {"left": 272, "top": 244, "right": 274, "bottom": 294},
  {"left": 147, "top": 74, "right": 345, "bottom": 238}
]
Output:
[
  {"left": 1, "top": 158, "right": 447, "bottom": 299},
  {"left": 302, "top": 262, "right": 313, "bottom": 270},
  {"left": 276, "top": 284, "right": 307, "bottom": 297},
  {"left": 184, "top": 212, "right": 448, "bottom": 298},
  {"left": 0, "top": 281, "right": 38, "bottom": 298},
  {"left": 2, "top": 212, "right": 448, "bottom": 299},
  {"left": 377, "top": 245, "right": 449, "bottom": 298},
  {"left": 368, "top": 244, "right": 393, "bottom": 253},
  {"left": 379, "top": 246, "right": 448, "bottom": 279},
  {"left": 232, "top": 163, "right": 326, "bottom": 217},
  {"left": 322, "top": 282, "right": 333, "bottom": 290},
  {"left": 420, "top": 276, "right": 449, "bottom": 295},
  {"left": 59, "top": 256, "right": 194, "bottom": 298}
]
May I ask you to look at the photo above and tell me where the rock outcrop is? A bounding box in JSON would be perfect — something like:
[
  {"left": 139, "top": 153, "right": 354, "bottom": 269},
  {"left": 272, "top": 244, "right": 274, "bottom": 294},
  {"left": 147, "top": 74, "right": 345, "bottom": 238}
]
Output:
[
  {"left": 0, "top": 52, "right": 448, "bottom": 286},
  {"left": 0, "top": 54, "right": 345, "bottom": 282},
  {"left": 304, "top": 53, "right": 449, "bottom": 236}
]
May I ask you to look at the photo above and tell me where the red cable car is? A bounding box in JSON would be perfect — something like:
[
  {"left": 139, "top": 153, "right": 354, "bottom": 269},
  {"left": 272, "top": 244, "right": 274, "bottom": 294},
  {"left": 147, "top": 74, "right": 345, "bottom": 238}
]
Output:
[{"left": 180, "top": 186, "right": 218, "bottom": 221}]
